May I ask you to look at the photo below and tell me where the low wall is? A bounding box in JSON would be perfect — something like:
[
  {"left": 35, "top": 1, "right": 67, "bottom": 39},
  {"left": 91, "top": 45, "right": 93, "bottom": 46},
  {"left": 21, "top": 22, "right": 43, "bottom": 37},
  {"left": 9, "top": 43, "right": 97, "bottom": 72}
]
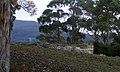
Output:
[{"left": 53, "top": 44, "right": 94, "bottom": 54}]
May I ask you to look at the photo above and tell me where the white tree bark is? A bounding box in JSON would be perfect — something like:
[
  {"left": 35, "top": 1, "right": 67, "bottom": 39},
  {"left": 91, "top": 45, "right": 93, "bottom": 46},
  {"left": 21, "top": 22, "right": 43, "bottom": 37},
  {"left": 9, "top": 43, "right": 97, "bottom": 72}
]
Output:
[{"left": 0, "top": 0, "right": 11, "bottom": 72}]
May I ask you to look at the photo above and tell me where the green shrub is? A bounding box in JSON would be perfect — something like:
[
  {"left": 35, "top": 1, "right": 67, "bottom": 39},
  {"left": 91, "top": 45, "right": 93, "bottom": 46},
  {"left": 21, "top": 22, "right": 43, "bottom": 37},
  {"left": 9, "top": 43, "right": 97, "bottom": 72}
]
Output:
[
  {"left": 10, "top": 44, "right": 120, "bottom": 72},
  {"left": 93, "top": 42, "right": 108, "bottom": 55},
  {"left": 107, "top": 44, "right": 120, "bottom": 56},
  {"left": 94, "top": 42, "right": 120, "bottom": 56},
  {"left": 41, "top": 42, "right": 52, "bottom": 48}
]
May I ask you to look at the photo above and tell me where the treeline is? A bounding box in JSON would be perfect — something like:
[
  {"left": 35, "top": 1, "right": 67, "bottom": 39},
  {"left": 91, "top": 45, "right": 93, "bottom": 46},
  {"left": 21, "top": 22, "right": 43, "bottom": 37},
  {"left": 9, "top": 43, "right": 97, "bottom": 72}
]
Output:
[{"left": 37, "top": 0, "right": 120, "bottom": 56}]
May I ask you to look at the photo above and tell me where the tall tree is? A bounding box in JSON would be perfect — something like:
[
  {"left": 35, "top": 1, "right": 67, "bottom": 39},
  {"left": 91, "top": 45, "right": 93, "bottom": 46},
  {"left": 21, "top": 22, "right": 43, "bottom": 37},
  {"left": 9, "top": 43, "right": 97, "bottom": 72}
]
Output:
[
  {"left": 82, "top": 0, "right": 120, "bottom": 44},
  {"left": 40, "top": 0, "right": 86, "bottom": 44},
  {"left": 37, "top": 7, "right": 68, "bottom": 43},
  {"left": 0, "top": 0, "right": 37, "bottom": 71},
  {"left": 0, "top": 0, "right": 11, "bottom": 71}
]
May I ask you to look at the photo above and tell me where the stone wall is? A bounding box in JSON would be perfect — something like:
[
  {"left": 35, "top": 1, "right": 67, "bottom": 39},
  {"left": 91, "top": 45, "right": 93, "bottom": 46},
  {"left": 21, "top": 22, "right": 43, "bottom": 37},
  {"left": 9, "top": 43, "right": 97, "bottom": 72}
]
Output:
[{"left": 50, "top": 44, "right": 94, "bottom": 54}]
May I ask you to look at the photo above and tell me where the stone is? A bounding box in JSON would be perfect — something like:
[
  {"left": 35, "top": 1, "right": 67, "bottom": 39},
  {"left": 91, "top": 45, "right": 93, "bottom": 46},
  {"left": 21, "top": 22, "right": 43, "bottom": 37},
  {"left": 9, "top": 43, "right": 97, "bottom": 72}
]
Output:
[
  {"left": 63, "top": 46, "right": 73, "bottom": 51},
  {"left": 74, "top": 47, "right": 81, "bottom": 52}
]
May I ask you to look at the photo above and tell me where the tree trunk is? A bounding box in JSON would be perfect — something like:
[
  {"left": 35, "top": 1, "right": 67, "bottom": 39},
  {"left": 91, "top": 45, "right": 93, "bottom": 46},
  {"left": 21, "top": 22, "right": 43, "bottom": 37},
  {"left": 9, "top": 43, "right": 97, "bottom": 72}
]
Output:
[
  {"left": 0, "top": 0, "right": 11, "bottom": 72},
  {"left": 57, "top": 27, "right": 60, "bottom": 43}
]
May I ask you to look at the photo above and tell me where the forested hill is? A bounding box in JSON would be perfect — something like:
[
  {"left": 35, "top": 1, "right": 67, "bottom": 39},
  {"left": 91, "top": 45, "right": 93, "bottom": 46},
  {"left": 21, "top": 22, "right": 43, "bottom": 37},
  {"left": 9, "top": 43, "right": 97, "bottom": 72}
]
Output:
[
  {"left": 10, "top": 20, "right": 93, "bottom": 42},
  {"left": 11, "top": 20, "right": 41, "bottom": 42}
]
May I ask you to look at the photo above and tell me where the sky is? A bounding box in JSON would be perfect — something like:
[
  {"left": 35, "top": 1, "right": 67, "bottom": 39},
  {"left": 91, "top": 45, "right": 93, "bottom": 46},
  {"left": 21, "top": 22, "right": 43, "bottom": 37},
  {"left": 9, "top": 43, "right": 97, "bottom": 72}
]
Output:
[{"left": 15, "top": 0, "right": 52, "bottom": 21}]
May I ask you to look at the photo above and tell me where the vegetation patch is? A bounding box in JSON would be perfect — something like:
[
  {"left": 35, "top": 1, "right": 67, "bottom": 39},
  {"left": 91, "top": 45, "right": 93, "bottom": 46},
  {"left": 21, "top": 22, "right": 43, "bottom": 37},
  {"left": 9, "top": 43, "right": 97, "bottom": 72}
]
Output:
[{"left": 10, "top": 43, "right": 120, "bottom": 72}]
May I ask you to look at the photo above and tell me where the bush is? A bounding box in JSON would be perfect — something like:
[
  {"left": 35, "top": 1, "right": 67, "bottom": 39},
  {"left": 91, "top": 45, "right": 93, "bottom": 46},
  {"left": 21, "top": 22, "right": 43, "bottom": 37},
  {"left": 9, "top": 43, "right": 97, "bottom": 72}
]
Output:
[
  {"left": 108, "top": 44, "right": 120, "bottom": 56},
  {"left": 94, "top": 42, "right": 120, "bottom": 56},
  {"left": 93, "top": 42, "right": 108, "bottom": 55},
  {"left": 41, "top": 42, "right": 52, "bottom": 48},
  {"left": 11, "top": 44, "right": 120, "bottom": 72}
]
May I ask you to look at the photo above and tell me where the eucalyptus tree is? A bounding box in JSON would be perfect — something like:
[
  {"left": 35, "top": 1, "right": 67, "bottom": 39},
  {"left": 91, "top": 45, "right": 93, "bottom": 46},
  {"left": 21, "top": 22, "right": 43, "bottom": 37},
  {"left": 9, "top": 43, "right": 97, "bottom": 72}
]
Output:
[
  {"left": 0, "top": 0, "right": 37, "bottom": 71},
  {"left": 37, "top": 6, "right": 68, "bottom": 43},
  {"left": 80, "top": 0, "right": 120, "bottom": 44},
  {"left": 45, "top": 0, "right": 87, "bottom": 44},
  {"left": 38, "top": 0, "right": 120, "bottom": 44}
]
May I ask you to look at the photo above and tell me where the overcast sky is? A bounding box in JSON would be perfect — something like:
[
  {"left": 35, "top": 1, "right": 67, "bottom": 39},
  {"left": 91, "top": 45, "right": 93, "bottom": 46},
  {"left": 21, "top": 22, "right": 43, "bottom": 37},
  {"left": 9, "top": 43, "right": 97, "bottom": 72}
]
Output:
[{"left": 15, "top": 0, "right": 52, "bottom": 21}]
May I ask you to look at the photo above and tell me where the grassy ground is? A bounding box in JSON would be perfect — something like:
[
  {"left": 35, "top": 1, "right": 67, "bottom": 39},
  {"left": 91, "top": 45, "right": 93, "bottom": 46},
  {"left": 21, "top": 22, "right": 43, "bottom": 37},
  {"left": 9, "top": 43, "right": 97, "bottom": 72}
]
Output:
[{"left": 10, "top": 43, "right": 120, "bottom": 72}]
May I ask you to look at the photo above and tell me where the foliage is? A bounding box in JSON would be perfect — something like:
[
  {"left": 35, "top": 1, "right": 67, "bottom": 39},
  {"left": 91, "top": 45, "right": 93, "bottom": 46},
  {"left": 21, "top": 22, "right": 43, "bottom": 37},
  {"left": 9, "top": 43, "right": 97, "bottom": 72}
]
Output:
[
  {"left": 10, "top": 2, "right": 21, "bottom": 30},
  {"left": 108, "top": 44, "right": 120, "bottom": 56},
  {"left": 81, "top": 0, "right": 120, "bottom": 56},
  {"left": 94, "top": 42, "right": 120, "bottom": 56},
  {"left": 10, "top": 44, "right": 120, "bottom": 72},
  {"left": 38, "top": 0, "right": 88, "bottom": 44},
  {"left": 37, "top": 7, "right": 68, "bottom": 43},
  {"left": 10, "top": 0, "right": 37, "bottom": 29},
  {"left": 36, "top": 34, "right": 64, "bottom": 43},
  {"left": 0, "top": 0, "right": 37, "bottom": 71},
  {"left": 18, "top": 0, "right": 37, "bottom": 16},
  {"left": 94, "top": 42, "right": 108, "bottom": 55},
  {"left": 44, "top": 0, "right": 120, "bottom": 48},
  {"left": 82, "top": 0, "right": 120, "bottom": 44}
]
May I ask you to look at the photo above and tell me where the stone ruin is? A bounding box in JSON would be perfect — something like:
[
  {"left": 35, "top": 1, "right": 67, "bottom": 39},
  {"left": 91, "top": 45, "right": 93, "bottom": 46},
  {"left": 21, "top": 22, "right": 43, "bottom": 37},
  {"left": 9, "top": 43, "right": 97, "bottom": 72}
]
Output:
[
  {"left": 55, "top": 44, "right": 94, "bottom": 54},
  {"left": 41, "top": 43, "right": 94, "bottom": 54}
]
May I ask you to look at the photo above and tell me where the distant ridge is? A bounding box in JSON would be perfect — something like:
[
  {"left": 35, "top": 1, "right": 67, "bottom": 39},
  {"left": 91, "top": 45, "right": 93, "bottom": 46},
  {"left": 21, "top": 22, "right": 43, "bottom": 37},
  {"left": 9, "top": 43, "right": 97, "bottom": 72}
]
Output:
[
  {"left": 11, "top": 20, "right": 41, "bottom": 42},
  {"left": 11, "top": 20, "right": 93, "bottom": 42}
]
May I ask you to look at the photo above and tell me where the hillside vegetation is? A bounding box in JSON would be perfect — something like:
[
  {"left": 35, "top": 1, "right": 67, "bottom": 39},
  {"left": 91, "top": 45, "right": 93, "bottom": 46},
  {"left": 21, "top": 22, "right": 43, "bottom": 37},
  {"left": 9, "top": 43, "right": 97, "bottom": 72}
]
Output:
[{"left": 10, "top": 43, "right": 120, "bottom": 72}]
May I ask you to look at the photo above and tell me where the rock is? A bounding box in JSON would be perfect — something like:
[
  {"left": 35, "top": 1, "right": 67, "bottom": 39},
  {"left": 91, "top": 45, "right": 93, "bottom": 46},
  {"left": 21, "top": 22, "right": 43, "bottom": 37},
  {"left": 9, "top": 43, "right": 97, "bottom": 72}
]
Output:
[
  {"left": 62, "top": 46, "right": 73, "bottom": 51},
  {"left": 56, "top": 46, "right": 62, "bottom": 49},
  {"left": 99, "top": 54, "right": 106, "bottom": 56},
  {"left": 74, "top": 47, "right": 81, "bottom": 52}
]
